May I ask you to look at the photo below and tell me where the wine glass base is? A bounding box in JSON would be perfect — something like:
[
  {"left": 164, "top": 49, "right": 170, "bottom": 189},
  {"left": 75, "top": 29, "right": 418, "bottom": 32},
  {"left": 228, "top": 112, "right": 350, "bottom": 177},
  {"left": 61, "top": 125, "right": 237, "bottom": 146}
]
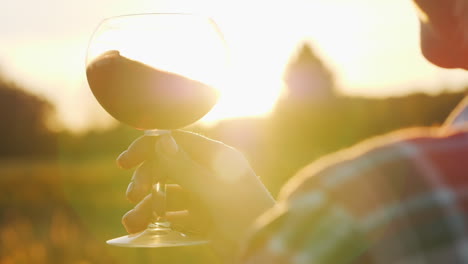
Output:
[{"left": 107, "top": 228, "right": 209, "bottom": 248}]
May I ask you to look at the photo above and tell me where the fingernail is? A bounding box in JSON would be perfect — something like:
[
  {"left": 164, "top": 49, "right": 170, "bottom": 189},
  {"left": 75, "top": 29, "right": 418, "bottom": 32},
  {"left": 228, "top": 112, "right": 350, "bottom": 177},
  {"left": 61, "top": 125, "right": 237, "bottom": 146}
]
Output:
[
  {"left": 126, "top": 182, "right": 134, "bottom": 198},
  {"left": 158, "top": 135, "right": 179, "bottom": 156},
  {"left": 116, "top": 150, "right": 128, "bottom": 168},
  {"left": 122, "top": 210, "right": 135, "bottom": 233}
]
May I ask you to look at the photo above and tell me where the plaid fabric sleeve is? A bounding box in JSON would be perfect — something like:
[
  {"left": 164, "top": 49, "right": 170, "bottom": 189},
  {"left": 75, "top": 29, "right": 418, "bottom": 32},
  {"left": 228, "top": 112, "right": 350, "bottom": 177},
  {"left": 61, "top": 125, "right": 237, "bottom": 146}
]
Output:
[{"left": 240, "top": 128, "right": 468, "bottom": 264}]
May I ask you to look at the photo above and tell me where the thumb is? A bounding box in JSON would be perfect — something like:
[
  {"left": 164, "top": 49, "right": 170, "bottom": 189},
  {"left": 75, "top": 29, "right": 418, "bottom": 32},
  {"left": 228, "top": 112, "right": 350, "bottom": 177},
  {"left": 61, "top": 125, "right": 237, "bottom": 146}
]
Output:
[
  {"left": 157, "top": 133, "right": 179, "bottom": 156},
  {"left": 155, "top": 134, "right": 210, "bottom": 190}
]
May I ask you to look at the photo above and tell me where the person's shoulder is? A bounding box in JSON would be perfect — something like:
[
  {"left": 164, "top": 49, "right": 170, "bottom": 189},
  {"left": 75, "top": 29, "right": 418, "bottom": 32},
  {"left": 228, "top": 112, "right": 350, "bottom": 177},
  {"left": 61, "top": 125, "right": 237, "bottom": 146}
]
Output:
[
  {"left": 279, "top": 126, "right": 467, "bottom": 202},
  {"left": 240, "top": 127, "right": 468, "bottom": 263}
]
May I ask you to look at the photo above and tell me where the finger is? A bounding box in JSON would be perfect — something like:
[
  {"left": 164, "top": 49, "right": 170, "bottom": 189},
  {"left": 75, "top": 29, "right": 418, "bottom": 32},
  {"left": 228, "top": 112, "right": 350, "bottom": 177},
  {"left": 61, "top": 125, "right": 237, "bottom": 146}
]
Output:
[
  {"left": 169, "top": 131, "right": 253, "bottom": 185},
  {"left": 165, "top": 210, "right": 191, "bottom": 231},
  {"left": 166, "top": 210, "right": 209, "bottom": 235},
  {"left": 117, "top": 136, "right": 158, "bottom": 169},
  {"left": 126, "top": 162, "right": 153, "bottom": 203},
  {"left": 166, "top": 184, "right": 190, "bottom": 212},
  {"left": 122, "top": 194, "right": 152, "bottom": 234},
  {"left": 154, "top": 134, "right": 212, "bottom": 188},
  {"left": 122, "top": 185, "right": 191, "bottom": 234},
  {"left": 127, "top": 163, "right": 191, "bottom": 209},
  {"left": 171, "top": 130, "right": 238, "bottom": 168},
  {"left": 122, "top": 209, "right": 191, "bottom": 235}
]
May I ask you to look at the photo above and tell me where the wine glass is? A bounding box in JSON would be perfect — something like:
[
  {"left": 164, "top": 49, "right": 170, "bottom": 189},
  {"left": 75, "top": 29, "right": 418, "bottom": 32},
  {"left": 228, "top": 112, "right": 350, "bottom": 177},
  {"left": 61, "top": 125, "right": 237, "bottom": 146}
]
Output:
[{"left": 85, "top": 13, "right": 228, "bottom": 247}]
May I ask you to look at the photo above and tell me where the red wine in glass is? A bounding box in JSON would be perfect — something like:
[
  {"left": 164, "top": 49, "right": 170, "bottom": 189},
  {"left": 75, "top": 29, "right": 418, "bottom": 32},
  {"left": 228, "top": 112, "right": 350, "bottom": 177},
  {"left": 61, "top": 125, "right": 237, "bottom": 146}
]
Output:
[{"left": 86, "top": 50, "right": 219, "bottom": 130}]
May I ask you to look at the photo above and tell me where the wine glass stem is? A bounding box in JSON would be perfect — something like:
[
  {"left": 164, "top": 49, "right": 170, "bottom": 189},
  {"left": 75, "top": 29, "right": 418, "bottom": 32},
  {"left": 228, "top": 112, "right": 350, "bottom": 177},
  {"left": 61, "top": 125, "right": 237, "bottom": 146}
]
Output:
[
  {"left": 152, "top": 177, "right": 167, "bottom": 223},
  {"left": 144, "top": 129, "right": 172, "bottom": 228}
]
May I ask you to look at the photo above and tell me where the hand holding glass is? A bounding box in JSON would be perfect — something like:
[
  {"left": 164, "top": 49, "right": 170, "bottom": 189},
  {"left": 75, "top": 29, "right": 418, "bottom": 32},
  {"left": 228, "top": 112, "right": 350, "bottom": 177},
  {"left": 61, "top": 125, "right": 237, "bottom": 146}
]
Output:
[{"left": 86, "top": 13, "right": 227, "bottom": 247}]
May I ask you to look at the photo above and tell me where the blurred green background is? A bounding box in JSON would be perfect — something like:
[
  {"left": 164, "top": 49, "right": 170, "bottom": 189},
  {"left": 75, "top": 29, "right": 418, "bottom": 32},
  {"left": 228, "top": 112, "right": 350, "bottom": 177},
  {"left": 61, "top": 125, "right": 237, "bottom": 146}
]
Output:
[{"left": 0, "top": 42, "right": 466, "bottom": 263}]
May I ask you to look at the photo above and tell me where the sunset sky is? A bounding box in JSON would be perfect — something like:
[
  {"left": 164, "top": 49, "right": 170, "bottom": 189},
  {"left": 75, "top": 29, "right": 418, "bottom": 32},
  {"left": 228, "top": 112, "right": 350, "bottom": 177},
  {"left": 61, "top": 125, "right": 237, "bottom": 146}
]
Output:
[{"left": 2, "top": 0, "right": 468, "bottom": 132}]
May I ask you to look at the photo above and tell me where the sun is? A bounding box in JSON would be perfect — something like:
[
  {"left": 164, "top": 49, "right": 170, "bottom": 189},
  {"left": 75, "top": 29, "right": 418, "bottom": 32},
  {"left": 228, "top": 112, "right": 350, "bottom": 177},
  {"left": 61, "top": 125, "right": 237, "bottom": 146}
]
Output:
[{"left": 86, "top": 13, "right": 284, "bottom": 125}]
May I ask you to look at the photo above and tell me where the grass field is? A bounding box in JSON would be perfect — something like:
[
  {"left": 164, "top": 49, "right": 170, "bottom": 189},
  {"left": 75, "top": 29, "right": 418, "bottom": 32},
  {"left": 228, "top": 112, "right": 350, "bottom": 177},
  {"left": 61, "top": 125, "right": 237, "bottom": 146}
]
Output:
[{"left": 0, "top": 158, "right": 219, "bottom": 264}]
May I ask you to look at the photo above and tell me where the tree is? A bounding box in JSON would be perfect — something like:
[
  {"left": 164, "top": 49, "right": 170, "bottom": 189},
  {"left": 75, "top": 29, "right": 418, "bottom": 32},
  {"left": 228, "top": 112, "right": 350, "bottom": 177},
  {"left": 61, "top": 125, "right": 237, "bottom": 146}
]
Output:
[
  {"left": 0, "top": 77, "right": 57, "bottom": 158},
  {"left": 281, "top": 42, "right": 336, "bottom": 104}
]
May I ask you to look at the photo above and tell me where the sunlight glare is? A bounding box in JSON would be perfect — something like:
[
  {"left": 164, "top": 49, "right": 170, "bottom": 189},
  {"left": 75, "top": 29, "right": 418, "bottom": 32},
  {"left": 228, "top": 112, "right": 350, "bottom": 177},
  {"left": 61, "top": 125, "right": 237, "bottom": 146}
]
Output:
[
  {"left": 87, "top": 13, "right": 284, "bottom": 124},
  {"left": 87, "top": 14, "right": 228, "bottom": 87}
]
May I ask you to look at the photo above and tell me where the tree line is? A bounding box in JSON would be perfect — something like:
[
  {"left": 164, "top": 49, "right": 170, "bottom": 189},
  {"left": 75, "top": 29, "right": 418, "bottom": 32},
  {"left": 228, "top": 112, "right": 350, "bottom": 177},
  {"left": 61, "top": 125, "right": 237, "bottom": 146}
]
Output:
[{"left": 1, "top": 43, "right": 466, "bottom": 195}]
